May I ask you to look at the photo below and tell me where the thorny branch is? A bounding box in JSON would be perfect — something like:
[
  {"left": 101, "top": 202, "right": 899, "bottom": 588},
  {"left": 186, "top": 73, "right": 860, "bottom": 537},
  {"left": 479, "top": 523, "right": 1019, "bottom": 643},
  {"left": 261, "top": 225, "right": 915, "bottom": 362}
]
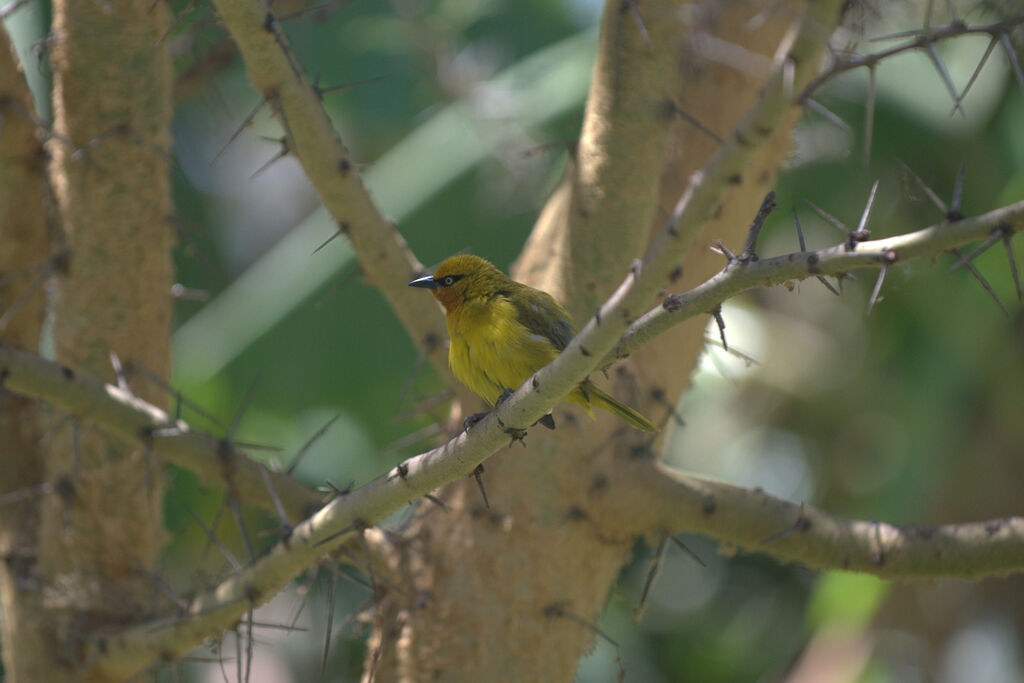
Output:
[
  {"left": 19, "top": 4, "right": 1015, "bottom": 668},
  {"left": 78, "top": 182, "right": 1024, "bottom": 668},
  {"left": 0, "top": 345, "right": 321, "bottom": 522},
  {"left": 6, "top": 198, "right": 1020, "bottom": 577},
  {"left": 3, "top": 0, "right": 1020, "bottom": 677},
  {"left": 610, "top": 199, "right": 1024, "bottom": 365},
  {"left": 206, "top": 0, "right": 453, "bottom": 383},
  {"left": 618, "top": 461, "right": 1024, "bottom": 581},
  {"left": 800, "top": 15, "right": 1024, "bottom": 102}
]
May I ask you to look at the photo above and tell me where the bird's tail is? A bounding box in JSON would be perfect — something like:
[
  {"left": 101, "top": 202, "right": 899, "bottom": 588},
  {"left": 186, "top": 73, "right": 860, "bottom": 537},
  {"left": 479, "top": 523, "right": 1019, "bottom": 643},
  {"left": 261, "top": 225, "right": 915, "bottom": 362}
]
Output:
[{"left": 586, "top": 384, "right": 657, "bottom": 432}]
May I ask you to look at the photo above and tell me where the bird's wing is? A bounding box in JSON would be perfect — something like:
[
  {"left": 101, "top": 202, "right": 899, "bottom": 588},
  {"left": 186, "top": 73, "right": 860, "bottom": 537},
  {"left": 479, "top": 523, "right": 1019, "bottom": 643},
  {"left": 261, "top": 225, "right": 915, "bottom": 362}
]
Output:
[{"left": 509, "top": 289, "right": 574, "bottom": 352}]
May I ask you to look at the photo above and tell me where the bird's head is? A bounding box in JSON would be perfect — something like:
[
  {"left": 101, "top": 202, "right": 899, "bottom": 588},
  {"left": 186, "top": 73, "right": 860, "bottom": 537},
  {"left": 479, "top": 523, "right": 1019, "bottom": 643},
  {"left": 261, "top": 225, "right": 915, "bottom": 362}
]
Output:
[{"left": 408, "top": 254, "right": 506, "bottom": 312}]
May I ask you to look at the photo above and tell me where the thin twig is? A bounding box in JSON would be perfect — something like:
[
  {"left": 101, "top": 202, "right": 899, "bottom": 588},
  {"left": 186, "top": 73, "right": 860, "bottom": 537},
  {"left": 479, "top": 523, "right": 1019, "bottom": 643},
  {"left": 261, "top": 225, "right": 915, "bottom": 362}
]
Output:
[
  {"left": 801, "top": 16, "right": 1024, "bottom": 101},
  {"left": 804, "top": 199, "right": 849, "bottom": 235},
  {"left": 669, "top": 535, "right": 706, "bottom": 567},
  {"left": 739, "top": 191, "right": 777, "bottom": 262},
  {"left": 543, "top": 604, "right": 618, "bottom": 648},
  {"left": 863, "top": 65, "right": 875, "bottom": 168},
  {"left": 213, "top": 98, "right": 267, "bottom": 164},
  {"left": 1003, "top": 231, "right": 1022, "bottom": 301},
  {"left": 0, "top": 267, "right": 50, "bottom": 332},
  {"left": 898, "top": 159, "right": 948, "bottom": 214},
  {"left": 711, "top": 306, "right": 728, "bottom": 351},
  {"left": 472, "top": 464, "right": 489, "bottom": 509},
  {"left": 947, "top": 231, "right": 1001, "bottom": 273},
  {"left": 855, "top": 179, "right": 880, "bottom": 241},
  {"left": 321, "top": 566, "right": 336, "bottom": 675},
  {"left": 157, "top": 0, "right": 201, "bottom": 45},
  {"left": 1000, "top": 32, "right": 1024, "bottom": 94},
  {"left": 286, "top": 414, "right": 341, "bottom": 474},
  {"left": 244, "top": 608, "right": 255, "bottom": 683},
  {"left": 949, "top": 162, "right": 966, "bottom": 218},
  {"left": 806, "top": 98, "right": 851, "bottom": 131},
  {"left": 670, "top": 102, "right": 724, "bottom": 145},
  {"left": 925, "top": 42, "right": 963, "bottom": 116},
  {"left": 227, "top": 495, "right": 256, "bottom": 561},
  {"left": 184, "top": 502, "right": 241, "bottom": 572},
  {"left": 634, "top": 535, "right": 668, "bottom": 622},
  {"left": 316, "top": 75, "right": 386, "bottom": 97},
  {"left": 380, "top": 423, "right": 443, "bottom": 458},
  {"left": 866, "top": 263, "right": 888, "bottom": 314},
  {"left": 793, "top": 210, "right": 841, "bottom": 295},
  {"left": 259, "top": 463, "right": 290, "bottom": 527},
  {"left": 952, "top": 35, "right": 997, "bottom": 114},
  {"left": 950, "top": 247, "right": 1009, "bottom": 316},
  {"left": 276, "top": 0, "right": 353, "bottom": 22}
]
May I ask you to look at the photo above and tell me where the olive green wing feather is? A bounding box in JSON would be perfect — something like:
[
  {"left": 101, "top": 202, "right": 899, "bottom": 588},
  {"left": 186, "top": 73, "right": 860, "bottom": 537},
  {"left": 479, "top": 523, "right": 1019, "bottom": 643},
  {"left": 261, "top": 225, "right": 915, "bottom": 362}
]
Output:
[{"left": 507, "top": 287, "right": 574, "bottom": 351}]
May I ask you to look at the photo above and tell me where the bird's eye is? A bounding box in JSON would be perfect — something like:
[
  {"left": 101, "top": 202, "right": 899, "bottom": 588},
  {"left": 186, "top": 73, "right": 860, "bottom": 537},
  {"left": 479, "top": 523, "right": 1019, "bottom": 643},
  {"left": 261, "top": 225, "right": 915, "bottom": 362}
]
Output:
[{"left": 442, "top": 276, "right": 455, "bottom": 286}]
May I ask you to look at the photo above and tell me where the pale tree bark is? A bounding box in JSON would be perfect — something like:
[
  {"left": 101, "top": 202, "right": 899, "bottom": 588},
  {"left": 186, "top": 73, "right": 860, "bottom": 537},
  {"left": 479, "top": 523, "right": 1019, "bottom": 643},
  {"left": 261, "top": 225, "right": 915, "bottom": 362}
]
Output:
[
  {"left": 5, "top": 0, "right": 1024, "bottom": 679},
  {"left": 9, "top": 0, "right": 177, "bottom": 677},
  {"left": 0, "top": 21, "right": 53, "bottom": 682},
  {"left": 370, "top": 2, "right": 841, "bottom": 681},
  {"left": 9, "top": 186, "right": 1024, "bottom": 675}
]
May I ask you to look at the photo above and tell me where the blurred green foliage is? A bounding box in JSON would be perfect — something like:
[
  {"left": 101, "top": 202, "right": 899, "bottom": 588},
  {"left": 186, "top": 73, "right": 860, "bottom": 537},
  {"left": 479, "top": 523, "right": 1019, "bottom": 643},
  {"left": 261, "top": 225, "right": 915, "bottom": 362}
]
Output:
[
  {"left": 162, "top": 1, "right": 1024, "bottom": 680},
  {"left": 5, "top": 0, "right": 1022, "bottom": 680}
]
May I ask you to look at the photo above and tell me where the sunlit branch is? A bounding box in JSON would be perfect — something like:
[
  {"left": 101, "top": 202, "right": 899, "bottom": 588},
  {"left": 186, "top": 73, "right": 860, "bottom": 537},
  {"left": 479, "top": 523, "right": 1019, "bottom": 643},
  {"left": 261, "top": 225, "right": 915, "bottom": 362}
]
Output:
[
  {"left": 616, "top": 461, "right": 1024, "bottom": 580},
  {"left": 608, "top": 199, "right": 1024, "bottom": 365},
  {"left": 0, "top": 346, "right": 321, "bottom": 522},
  {"left": 206, "top": 0, "right": 452, "bottom": 380}
]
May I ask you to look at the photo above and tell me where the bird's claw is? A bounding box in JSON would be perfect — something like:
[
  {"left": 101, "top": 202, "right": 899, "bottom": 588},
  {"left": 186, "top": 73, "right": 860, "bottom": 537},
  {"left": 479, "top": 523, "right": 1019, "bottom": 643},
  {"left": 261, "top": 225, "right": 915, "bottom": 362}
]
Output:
[
  {"left": 464, "top": 389, "right": 517, "bottom": 433},
  {"left": 463, "top": 411, "right": 489, "bottom": 432},
  {"left": 466, "top": 388, "right": 545, "bottom": 442}
]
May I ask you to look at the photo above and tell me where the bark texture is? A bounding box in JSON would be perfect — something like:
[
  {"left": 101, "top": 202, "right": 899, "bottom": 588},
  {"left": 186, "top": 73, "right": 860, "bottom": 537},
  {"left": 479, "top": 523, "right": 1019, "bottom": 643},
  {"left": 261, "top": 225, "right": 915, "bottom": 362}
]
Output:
[
  {"left": 28, "top": 0, "right": 175, "bottom": 677},
  {"left": 368, "top": 2, "right": 825, "bottom": 681},
  {"left": 0, "top": 22, "right": 53, "bottom": 683},
  {"left": 627, "top": 1, "right": 810, "bottom": 451}
]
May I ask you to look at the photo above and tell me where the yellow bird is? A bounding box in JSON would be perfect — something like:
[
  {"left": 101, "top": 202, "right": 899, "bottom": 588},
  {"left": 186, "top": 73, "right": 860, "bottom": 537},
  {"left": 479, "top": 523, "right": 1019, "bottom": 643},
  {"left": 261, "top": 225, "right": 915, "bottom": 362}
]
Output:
[{"left": 409, "top": 254, "right": 656, "bottom": 432}]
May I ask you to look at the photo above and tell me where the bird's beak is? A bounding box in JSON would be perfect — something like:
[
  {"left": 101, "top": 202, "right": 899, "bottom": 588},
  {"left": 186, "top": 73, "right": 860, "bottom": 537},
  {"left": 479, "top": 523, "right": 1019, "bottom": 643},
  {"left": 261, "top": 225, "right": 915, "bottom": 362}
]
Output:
[{"left": 408, "top": 274, "right": 438, "bottom": 289}]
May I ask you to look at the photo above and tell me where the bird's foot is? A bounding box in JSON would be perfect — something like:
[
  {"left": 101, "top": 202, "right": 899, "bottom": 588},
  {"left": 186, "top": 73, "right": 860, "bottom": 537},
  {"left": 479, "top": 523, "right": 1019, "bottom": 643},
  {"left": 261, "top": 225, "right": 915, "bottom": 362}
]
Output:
[
  {"left": 465, "top": 389, "right": 539, "bottom": 442},
  {"left": 491, "top": 388, "right": 529, "bottom": 444},
  {"left": 463, "top": 411, "right": 489, "bottom": 432}
]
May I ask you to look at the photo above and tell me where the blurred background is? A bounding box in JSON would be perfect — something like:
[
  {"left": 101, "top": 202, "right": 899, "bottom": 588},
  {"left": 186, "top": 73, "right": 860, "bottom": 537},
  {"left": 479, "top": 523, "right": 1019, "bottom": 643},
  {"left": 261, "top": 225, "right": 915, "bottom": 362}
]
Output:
[{"left": 5, "top": 0, "right": 1023, "bottom": 680}]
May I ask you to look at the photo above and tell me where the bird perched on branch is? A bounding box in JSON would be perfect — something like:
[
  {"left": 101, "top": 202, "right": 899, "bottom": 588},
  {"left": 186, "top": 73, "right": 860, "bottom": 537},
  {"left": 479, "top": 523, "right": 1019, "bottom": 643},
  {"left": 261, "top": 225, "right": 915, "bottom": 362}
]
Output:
[{"left": 409, "top": 254, "right": 656, "bottom": 432}]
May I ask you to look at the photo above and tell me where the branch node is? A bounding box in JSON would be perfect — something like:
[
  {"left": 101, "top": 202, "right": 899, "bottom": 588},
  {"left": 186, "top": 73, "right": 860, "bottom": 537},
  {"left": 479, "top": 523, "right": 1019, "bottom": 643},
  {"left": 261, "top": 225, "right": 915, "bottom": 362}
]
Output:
[
  {"left": 711, "top": 240, "right": 736, "bottom": 264},
  {"left": 54, "top": 474, "right": 75, "bottom": 502},
  {"left": 701, "top": 496, "right": 716, "bottom": 516}
]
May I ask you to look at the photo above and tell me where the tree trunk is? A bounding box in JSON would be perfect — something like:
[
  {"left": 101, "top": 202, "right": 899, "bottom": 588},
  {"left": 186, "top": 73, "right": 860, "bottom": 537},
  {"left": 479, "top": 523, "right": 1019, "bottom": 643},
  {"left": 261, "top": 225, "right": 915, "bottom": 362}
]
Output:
[
  {"left": 3, "top": 0, "right": 177, "bottom": 677},
  {"left": 367, "top": 2, "right": 824, "bottom": 681},
  {"left": 0, "top": 22, "right": 53, "bottom": 682}
]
